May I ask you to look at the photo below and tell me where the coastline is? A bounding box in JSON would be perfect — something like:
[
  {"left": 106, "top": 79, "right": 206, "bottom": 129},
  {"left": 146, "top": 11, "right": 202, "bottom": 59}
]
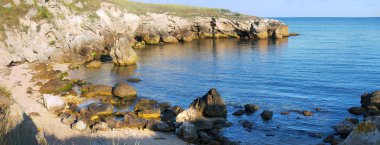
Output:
[{"left": 0, "top": 63, "right": 186, "bottom": 145}]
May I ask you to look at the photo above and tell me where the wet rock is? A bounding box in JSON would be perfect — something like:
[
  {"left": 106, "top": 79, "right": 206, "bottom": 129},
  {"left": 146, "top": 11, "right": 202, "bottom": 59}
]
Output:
[
  {"left": 302, "top": 111, "right": 313, "bottom": 116},
  {"left": 153, "top": 120, "right": 171, "bottom": 132},
  {"left": 347, "top": 107, "right": 365, "bottom": 115},
  {"left": 232, "top": 110, "right": 244, "bottom": 116},
  {"left": 190, "top": 88, "right": 227, "bottom": 117},
  {"left": 88, "top": 103, "right": 114, "bottom": 116},
  {"left": 86, "top": 61, "right": 102, "bottom": 68},
  {"left": 289, "top": 33, "right": 300, "bottom": 36},
  {"left": 198, "top": 131, "right": 212, "bottom": 144},
  {"left": 242, "top": 120, "right": 253, "bottom": 129},
  {"left": 171, "top": 105, "right": 184, "bottom": 115},
  {"left": 280, "top": 111, "right": 290, "bottom": 115},
  {"left": 346, "top": 118, "right": 359, "bottom": 125},
  {"left": 342, "top": 122, "right": 380, "bottom": 145},
  {"left": 158, "top": 102, "right": 171, "bottom": 109},
  {"left": 323, "top": 134, "right": 334, "bottom": 143},
  {"left": 161, "top": 108, "right": 177, "bottom": 122},
  {"left": 143, "top": 33, "right": 160, "bottom": 45},
  {"left": 162, "top": 36, "right": 178, "bottom": 43},
  {"left": 80, "top": 84, "right": 113, "bottom": 98},
  {"left": 73, "top": 120, "right": 87, "bottom": 131},
  {"left": 91, "top": 122, "right": 109, "bottom": 131},
  {"left": 333, "top": 120, "right": 356, "bottom": 137},
  {"left": 244, "top": 104, "right": 260, "bottom": 113},
  {"left": 106, "top": 117, "right": 124, "bottom": 128},
  {"left": 331, "top": 138, "right": 344, "bottom": 145},
  {"left": 113, "top": 82, "right": 137, "bottom": 100},
  {"left": 61, "top": 114, "right": 77, "bottom": 126},
  {"left": 110, "top": 37, "right": 138, "bottom": 66},
  {"left": 127, "top": 78, "right": 141, "bottom": 82},
  {"left": 261, "top": 110, "right": 273, "bottom": 120},
  {"left": 43, "top": 94, "right": 65, "bottom": 113},
  {"left": 39, "top": 79, "right": 74, "bottom": 94},
  {"left": 134, "top": 98, "right": 157, "bottom": 112},
  {"left": 124, "top": 112, "right": 148, "bottom": 129},
  {"left": 315, "top": 108, "right": 321, "bottom": 111},
  {"left": 177, "top": 122, "right": 198, "bottom": 143},
  {"left": 137, "top": 109, "right": 161, "bottom": 119}
]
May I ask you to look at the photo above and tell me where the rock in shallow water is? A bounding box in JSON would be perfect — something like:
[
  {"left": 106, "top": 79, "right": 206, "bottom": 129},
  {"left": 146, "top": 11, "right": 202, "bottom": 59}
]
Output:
[
  {"left": 333, "top": 120, "right": 356, "bottom": 137},
  {"left": 190, "top": 88, "right": 227, "bottom": 117},
  {"left": 347, "top": 107, "right": 365, "bottom": 115},
  {"left": 109, "top": 37, "right": 137, "bottom": 66},
  {"left": 232, "top": 109, "right": 245, "bottom": 116},
  {"left": 86, "top": 60, "right": 102, "bottom": 68},
  {"left": 342, "top": 122, "right": 380, "bottom": 145},
  {"left": 261, "top": 110, "right": 273, "bottom": 120},
  {"left": 113, "top": 82, "right": 137, "bottom": 100},
  {"left": 244, "top": 104, "right": 260, "bottom": 114}
]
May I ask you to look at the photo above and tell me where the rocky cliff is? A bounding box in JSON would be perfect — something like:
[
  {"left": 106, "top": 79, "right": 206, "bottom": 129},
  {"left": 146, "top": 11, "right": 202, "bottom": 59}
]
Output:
[{"left": 0, "top": 0, "right": 290, "bottom": 67}]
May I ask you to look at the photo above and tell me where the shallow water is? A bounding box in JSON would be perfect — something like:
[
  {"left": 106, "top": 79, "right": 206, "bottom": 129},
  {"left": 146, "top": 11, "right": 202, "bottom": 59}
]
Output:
[{"left": 70, "top": 18, "right": 380, "bottom": 144}]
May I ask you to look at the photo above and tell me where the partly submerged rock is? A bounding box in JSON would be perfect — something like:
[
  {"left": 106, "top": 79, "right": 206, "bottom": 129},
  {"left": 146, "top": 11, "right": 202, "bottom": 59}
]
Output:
[
  {"left": 342, "top": 122, "right": 380, "bottom": 145},
  {"left": 109, "top": 37, "right": 138, "bottom": 66},
  {"left": 143, "top": 32, "right": 160, "bottom": 45},
  {"left": 43, "top": 94, "right": 65, "bottom": 113},
  {"left": 244, "top": 104, "right": 260, "bottom": 114},
  {"left": 348, "top": 107, "right": 365, "bottom": 115},
  {"left": 88, "top": 103, "right": 114, "bottom": 116},
  {"left": 333, "top": 120, "right": 356, "bottom": 137},
  {"left": 190, "top": 88, "right": 227, "bottom": 117},
  {"left": 232, "top": 109, "right": 245, "bottom": 116},
  {"left": 113, "top": 82, "right": 137, "bottom": 100},
  {"left": 261, "top": 110, "right": 273, "bottom": 120},
  {"left": 80, "top": 84, "right": 113, "bottom": 98},
  {"left": 86, "top": 60, "right": 102, "bottom": 68}
]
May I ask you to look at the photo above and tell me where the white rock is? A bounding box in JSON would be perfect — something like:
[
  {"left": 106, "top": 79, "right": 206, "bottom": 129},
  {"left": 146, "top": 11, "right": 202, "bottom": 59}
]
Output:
[
  {"left": 74, "top": 120, "right": 87, "bottom": 131},
  {"left": 43, "top": 94, "right": 65, "bottom": 112},
  {"left": 176, "top": 108, "right": 203, "bottom": 123}
]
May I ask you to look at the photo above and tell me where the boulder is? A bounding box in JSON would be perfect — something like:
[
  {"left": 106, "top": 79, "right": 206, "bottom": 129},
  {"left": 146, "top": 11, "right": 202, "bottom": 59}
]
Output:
[
  {"left": 134, "top": 99, "right": 157, "bottom": 111},
  {"left": 80, "top": 84, "right": 113, "bottom": 98},
  {"left": 137, "top": 109, "right": 161, "bottom": 119},
  {"left": 333, "top": 120, "right": 356, "bottom": 137},
  {"left": 113, "top": 82, "right": 137, "bottom": 100},
  {"left": 143, "top": 33, "right": 160, "bottom": 45},
  {"left": 86, "top": 61, "right": 102, "bottom": 68},
  {"left": 242, "top": 120, "right": 253, "bottom": 129},
  {"left": 161, "top": 108, "right": 177, "bottom": 122},
  {"left": 198, "top": 131, "right": 212, "bottom": 144},
  {"left": 176, "top": 108, "right": 213, "bottom": 130},
  {"left": 91, "top": 122, "right": 109, "bottom": 131},
  {"left": 232, "top": 110, "right": 244, "bottom": 116},
  {"left": 361, "top": 91, "right": 380, "bottom": 109},
  {"left": 73, "top": 120, "right": 87, "bottom": 131},
  {"left": 348, "top": 107, "right": 365, "bottom": 115},
  {"left": 171, "top": 105, "right": 185, "bottom": 115},
  {"left": 123, "top": 112, "right": 148, "bottom": 128},
  {"left": 244, "top": 104, "right": 260, "bottom": 113},
  {"left": 302, "top": 111, "right": 313, "bottom": 116},
  {"left": 162, "top": 36, "right": 178, "bottom": 43},
  {"left": 342, "top": 122, "right": 380, "bottom": 145},
  {"left": 39, "top": 79, "right": 74, "bottom": 94},
  {"left": 106, "top": 117, "right": 124, "bottom": 128},
  {"left": 109, "top": 37, "right": 137, "bottom": 66},
  {"left": 190, "top": 88, "right": 227, "bottom": 117},
  {"left": 261, "top": 110, "right": 273, "bottom": 120},
  {"left": 153, "top": 120, "right": 171, "bottom": 132},
  {"left": 323, "top": 134, "right": 334, "bottom": 143},
  {"left": 88, "top": 103, "right": 114, "bottom": 116},
  {"left": 177, "top": 122, "right": 198, "bottom": 143},
  {"left": 43, "top": 94, "right": 65, "bottom": 113},
  {"left": 127, "top": 78, "right": 141, "bottom": 82},
  {"left": 61, "top": 114, "right": 77, "bottom": 126}
]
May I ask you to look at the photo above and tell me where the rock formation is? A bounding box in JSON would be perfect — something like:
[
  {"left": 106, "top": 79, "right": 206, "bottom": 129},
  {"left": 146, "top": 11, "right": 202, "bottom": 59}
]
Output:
[{"left": 0, "top": 1, "right": 290, "bottom": 67}]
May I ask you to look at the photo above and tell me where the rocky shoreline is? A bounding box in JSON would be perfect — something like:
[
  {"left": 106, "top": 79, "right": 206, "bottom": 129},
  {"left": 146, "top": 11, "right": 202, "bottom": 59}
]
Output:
[{"left": 0, "top": 1, "right": 292, "bottom": 68}]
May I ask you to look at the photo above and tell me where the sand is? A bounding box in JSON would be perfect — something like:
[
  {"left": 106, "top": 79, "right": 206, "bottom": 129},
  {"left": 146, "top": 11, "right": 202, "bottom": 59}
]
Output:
[{"left": 0, "top": 63, "right": 186, "bottom": 145}]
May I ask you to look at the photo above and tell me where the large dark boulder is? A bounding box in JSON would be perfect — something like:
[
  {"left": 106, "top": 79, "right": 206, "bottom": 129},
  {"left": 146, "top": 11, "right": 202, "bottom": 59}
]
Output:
[
  {"left": 190, "top": 88, "right": 227, "bottom": 117},
  {"left": 360, "top": 91, "right": 380, "bottom": 117}
]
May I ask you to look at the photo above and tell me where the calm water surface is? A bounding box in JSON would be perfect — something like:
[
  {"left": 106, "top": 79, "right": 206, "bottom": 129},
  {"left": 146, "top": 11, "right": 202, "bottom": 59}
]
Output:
[{"left": 71, "top": 18, "right": 380, "bottom": 145}]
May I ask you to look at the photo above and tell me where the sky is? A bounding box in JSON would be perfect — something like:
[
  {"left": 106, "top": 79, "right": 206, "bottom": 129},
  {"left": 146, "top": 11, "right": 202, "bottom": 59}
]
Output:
[{"left": 135, "top": 0, "right": 380, "bottom": 17}]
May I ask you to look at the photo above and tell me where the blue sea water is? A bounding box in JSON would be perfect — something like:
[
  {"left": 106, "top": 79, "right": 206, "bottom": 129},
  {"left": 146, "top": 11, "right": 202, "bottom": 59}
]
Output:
[{"left": 71, "top": 18, "right": 380, "bottom": 144}]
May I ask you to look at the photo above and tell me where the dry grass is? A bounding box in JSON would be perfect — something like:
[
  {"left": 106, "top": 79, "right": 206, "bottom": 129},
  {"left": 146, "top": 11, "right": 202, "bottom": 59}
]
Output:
[{"left": 0, "top": 86, "right": 12, "bottom": 99}]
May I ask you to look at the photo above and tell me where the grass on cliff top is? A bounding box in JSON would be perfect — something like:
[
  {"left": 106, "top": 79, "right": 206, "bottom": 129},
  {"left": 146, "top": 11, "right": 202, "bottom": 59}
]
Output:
[
  {"left": 62, "top": 0, "right": 248, "bottom": 20},
  {"left": 0, "top": 86, "right": 12, "bottom": 99}
]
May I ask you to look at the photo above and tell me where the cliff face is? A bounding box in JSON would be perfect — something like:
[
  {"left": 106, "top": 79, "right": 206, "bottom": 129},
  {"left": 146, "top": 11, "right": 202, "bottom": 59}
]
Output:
[{"left": 0, "top": 0, "right": 289, "bottom": 67}]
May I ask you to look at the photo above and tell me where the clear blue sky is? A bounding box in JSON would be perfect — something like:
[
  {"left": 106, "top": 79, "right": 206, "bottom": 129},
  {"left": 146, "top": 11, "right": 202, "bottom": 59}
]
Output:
[{"left": 135, "top": 0, "right": 380, "bottom": 17}]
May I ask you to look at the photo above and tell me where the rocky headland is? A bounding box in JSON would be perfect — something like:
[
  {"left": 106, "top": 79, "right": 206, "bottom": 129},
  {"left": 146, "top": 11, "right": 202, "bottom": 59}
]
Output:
[{"left": 0, "top": 0, "right": 291, "bottom": 67}]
